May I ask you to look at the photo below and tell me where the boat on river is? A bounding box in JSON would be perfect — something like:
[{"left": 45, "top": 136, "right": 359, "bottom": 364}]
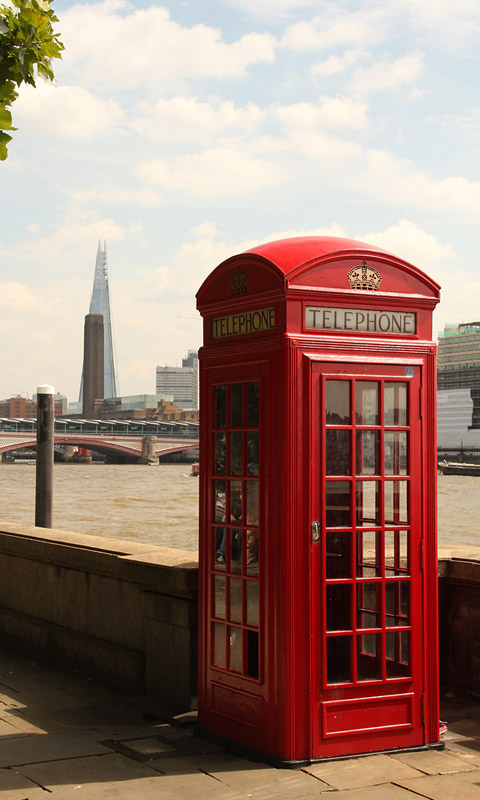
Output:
[{"left": 438, "top": 460, "right": 480, "bottom": 476}]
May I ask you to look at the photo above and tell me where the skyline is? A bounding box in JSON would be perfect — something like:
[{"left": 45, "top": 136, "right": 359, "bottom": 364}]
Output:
[{"left": 2, "top": 0, "right": 480, "bottom": 400}]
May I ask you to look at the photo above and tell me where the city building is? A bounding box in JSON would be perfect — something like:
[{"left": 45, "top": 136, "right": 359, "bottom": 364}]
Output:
[
  {"left": 0, "top": 395, "right": 66, "bottom": 418},
  {"left": 156, "top": 350, "right": 199, "bottom": 409},
  {"left": 78, "top": 242, "right": 118, "bottom": 405},
  {"left": 437, "top": 322, "right": 480, "bottom": 453}
]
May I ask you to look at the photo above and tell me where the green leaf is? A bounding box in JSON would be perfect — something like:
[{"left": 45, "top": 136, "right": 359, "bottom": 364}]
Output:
[{"left": 0, "top": 129, "right": 13, "bottom": 160}]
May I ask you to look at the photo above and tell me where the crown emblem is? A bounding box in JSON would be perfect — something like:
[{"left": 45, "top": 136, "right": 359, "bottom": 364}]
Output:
[
  {"left": 347, "top": 261, "right": 382, "bottom": 291},
  {"left": 231, "top": 269, "right": 248, "bottom": 296}
]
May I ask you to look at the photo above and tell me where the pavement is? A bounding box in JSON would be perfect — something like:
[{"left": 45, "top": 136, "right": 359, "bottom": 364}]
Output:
[{"left": 1, "top": 648, "right": 480, "bottom": 800}]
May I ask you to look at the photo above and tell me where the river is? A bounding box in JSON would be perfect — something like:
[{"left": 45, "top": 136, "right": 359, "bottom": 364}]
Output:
[{"left": 0, "top": 464, "right": 477, "bottom": 551}]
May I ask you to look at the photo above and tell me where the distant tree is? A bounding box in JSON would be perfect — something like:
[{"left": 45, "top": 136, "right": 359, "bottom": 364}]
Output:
[{"left": 0, "top": 0, "right": 63, "bottom": 160}]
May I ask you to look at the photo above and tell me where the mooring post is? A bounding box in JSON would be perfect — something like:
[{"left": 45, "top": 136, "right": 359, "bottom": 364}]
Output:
[{"left": 35, "top": 384, "right": 55, "bottom": 528}]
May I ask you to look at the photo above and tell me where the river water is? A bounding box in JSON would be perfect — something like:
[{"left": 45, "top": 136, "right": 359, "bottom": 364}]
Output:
[{"left": 0, "top": 464, "right": 477, "bottom": 551}]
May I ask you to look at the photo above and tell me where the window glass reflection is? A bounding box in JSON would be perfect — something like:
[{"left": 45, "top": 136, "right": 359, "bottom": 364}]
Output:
[
  {"left": 213, "top": 623, "right": 226, "bottom": 668},
  {"left": 356, "top": 431, "right": 379, "bottom": 475},
  {"left": 230, "top": 530, "right": 242, "bottom": 572},
  {"left": 357, "top": 530, "right": 379, "bottom": 577},
  {"left": 356, "top": 481, "right": 380, "bottom": 526},
  {"left": 246, "top": 481, "right": 259, "bottom": 526},
  {"left": 385, "top": 530, "right": 409, "bottom": 575},
  {"left": 326, "top": 481, "right": 351, "bottom": 527},
  {"left": 229, "top": 481, "right": 243, "bottom": 524},
  {"left": 230, "top": 383, "right": 243, "bottom": 427},
  {"left": 326, "top": 531, "right": 351, "bottom": 578},
  {"left": 214, "top": 576, "right": 226, "bottom": 619},
  {"left": 214, "top": 480, "right": 226, "bottom": 523},
  {"left": 229, "top": 577, "right": 242, "bottom": 623},
  {"left": 246, "top": 581, "right": 259, "bottom": 627},
  {"left": 385, "top": 481, "right": 409, "bottom": 524},
  {"left": 229, "top": 627, "right": 243, "bottom": 671},
  {"left": 246, "top": 529, "right": 259, "bottom": 575},
  {"left": 327, "top": 584, "right": 352, "bottom": 631},
  {"left": 356, "top": 382, "right": 379, "bottom": 425},
  {"left": 385, "top": 431, "right": 408, "bottom": 475},
  {"left": 326, "top": 430, "right": 351, "bottom": 475},
  {"left": 247, "top": 382, "right": 259, "bottom": 427},
  {"left": 385, "top": 383, "right": 407, "bottom": 426},
  {"left": 357, "top": 634, "right": 382, "bottom": 681},
  {"left": 357, "top": 583, "right": 379, "bottom": 628},
  {"left": 229, "top": 431, "right": 243, "bottom": 475},
  {"left": 215, "top": 433, "right": 226, "bottom": 474},
  {"left": 215, "top": 385, "right": 226, "bottom": 428},
  {"left": 326, "top": 381, "right": 350, "bottom": 424},
  {"left": 214, "top": 527, "right": 226, "bottom": 570},
  {"left": 327, "top": 636, "right": 352, "bottom": 683},
  {"left": 247, "top": 431, "right": 259, "bottom": 476}
]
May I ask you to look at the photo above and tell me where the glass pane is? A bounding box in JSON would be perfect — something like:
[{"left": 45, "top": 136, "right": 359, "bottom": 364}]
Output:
[
  {"left": 326, "top": 531, "right": 351, "bottom": 579},
  {"left": 326, "top": 481, "right": 351, "bottom": 527},
  {"left": 230, "top": 530, "right": 242, "bottom": 572},
  {"left": 247, "top": 431, "right": 259, "bottom": 476},
  {"left": 357, "top": 634, "right": 382, "bottom": 681},
  {"left": 229, "top": 577, "right": 242, "bottom": 623},
  {"left": 229, "top": 627, "right": 243, "bottom": 672},
  {"left": 386, "top": 631, "right": 410, "bottom": 677},
  {"left": 247, "top": 631, "right": 259, "bottom": 678},
  {"left": 230, "top": 480, "right": 243, "bottom": 524},
  {"left": 386, "top": 582, "right": 410, "bottom": 627},
  {"left": 230, "top": 383, "right": 243, "bottom": 427},
  {"left": 246, "top": 481, "right": 259, "bottom": 526},
  {"left": 214, "top": 527, "right": 226, "bottom": 569},
  {"left": 246, "top": 529, "right": 259, "bottom": 575},
  {"left": 326, "top": 381, "right": 350, "bottom": 424},
  {"left": 215, "top": 385, "right": 226, "bottom": 428},
  {"left": 385, "top": 382, "right": 407, "bottom": 426},
  {"left": 356, "top": 431, "right": 379, "bottom": 475},
  {"left": 214, "top": 576, "right": 226, "bottom": 619},
  {"left": 356, "top": 481, "right": 380, "bottom": 526},
  {"left": 357, "top": 583, "right": 379, "bottom": 628},
  {"left": 385, "top": 432, "right": 408, "bottom": 475},
  {"left": 326, "top": 584, "right": 352, "bottom": 631},
  {"left": 357, "top": 530, "right": 379, "bottom": 577},
  {"left": 213, "top": 623, "right": 226, "bottom": 668},
  {"left": 214, "top": 433, "right": 226, "bottom": 474},
  {"left": 356, "top": 382, "right": 379, "bottom": 425},
  {"left": 327, "top": 636, "right": 352, "bottom": 683},
  {"left": 214, "top": 480, "right": 226, "bottom": 523},
  {"left": 246, "top": 581, "right": 259, "bottom": 627},
  {"left": 385, "top": 530, "right": 409, "bottom": 574},
  {"left": 229, "top": 431, "right": 243, "bottom": 475},
  {"left": 326, "top": 430, "right": 351, "bottom": 475},
  {"left": 385, "top": 481, "right": 409, "bottom": 524},
  {"left": 247, "top": 382, "right": 259, "bottom": 426}
]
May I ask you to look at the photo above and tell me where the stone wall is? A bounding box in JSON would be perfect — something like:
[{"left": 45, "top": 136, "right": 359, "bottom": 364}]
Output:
[
  {"left": 0, "top": 522, "right": 479, "bottom": 713},
  {"left": 0, "top": 522, "right": 198, "bottom": 716}
]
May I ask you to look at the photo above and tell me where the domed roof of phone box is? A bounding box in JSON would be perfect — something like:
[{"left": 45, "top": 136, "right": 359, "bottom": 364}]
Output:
[{"left": 196, "top": 236, "right": 440, "bottom": 304}]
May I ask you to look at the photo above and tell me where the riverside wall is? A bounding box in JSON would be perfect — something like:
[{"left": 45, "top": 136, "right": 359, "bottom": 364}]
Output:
[{"left": 0, "top": 522, "right": 478, "bottom": 713}]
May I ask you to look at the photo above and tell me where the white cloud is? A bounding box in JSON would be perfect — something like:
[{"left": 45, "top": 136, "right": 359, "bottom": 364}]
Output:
[
  {"left": 133, "top": 96, "right": 264, "bottom": 143},
  {"left": 359, "top": 220, "right": 455, "bottom": 267},
  {"left": 348, "top": 53, "right": 424, "bottom": 95},
  {"left": 72, "top": 185, "right": 161, "bottom": 207},
  {"left": 224, "top": 0, "right": 315, "bottom": 20},
  {"left": 133, "top": 147, "right": 292, "bottom": 197},
  {"left": 275, "top": 96, "right": 369, "bottom": 130},
  {"left": 309, "top": 50, "right": 362, "bottom": 78},
  {"left": 0, "top": 283, "right": 43, "bottom": 312},
  {"left": 57, "top": 2, "right": 276, "bottom": 90},
  {"left": 281, "top": 6, "right": 392, "bottom": 51},
  {"left": 15, "top": 82, "right": 123, "bottom": 138}
]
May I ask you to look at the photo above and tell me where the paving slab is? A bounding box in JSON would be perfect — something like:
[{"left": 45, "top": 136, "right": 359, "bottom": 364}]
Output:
[
  {"left": 280, "top": 785, "right": 428, "bottom": 800},
  {"left": 390, "top": 748, "right": 478, "bottom": 774},
  {"left": 0, "top": 766, "right": 47, "bottom": 800},
  {"left": 398, "top": 769, "right": 480, "bottom": 799},
  {"left": 303, "top": 753, "right": 422, "bottom": 790},
  {"left": 151, "top": 752, "right": 333, "bottom": 798}
]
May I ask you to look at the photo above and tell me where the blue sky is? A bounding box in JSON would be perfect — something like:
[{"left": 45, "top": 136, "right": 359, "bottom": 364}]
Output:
[{"left": 1, "top": 0, "right": 480, "bottom": 402}]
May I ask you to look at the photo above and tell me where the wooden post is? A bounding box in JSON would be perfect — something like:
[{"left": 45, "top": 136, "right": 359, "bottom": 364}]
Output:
[{"left": 35, "top": 384, "right": 55, "bottom": 528}]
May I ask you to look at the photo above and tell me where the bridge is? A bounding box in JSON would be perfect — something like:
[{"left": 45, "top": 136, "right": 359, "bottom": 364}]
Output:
[{"left": 0, "top": 418, "right": 199, "bottom": 463}]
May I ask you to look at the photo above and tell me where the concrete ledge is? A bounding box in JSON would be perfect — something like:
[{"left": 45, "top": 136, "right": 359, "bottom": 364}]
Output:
[{"left": 0, "top": 520, "right": 198, "bottom": 714}]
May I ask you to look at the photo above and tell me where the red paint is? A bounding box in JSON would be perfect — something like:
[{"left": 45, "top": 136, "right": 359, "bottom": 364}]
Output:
[{"left": 196, "top": 236, "right": 440, "bottom": 763}]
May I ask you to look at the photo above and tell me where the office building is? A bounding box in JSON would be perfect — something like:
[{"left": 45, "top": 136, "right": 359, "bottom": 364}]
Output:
[{"left": 156, "top": 350, "right": 198, "bottom": 409}]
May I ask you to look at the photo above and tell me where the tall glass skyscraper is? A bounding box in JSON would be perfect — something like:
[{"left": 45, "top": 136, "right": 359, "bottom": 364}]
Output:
[{"left": 79, "top": 242, "right": 118, "bottom": 403}]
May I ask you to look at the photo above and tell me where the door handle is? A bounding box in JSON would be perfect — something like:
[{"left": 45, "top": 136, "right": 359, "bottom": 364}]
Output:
[{"left": 311, "top": 520, "right": 321, "bottom": 542}]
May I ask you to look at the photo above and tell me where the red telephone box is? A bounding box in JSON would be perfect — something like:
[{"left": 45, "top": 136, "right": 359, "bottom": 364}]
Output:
[{"left": 196, "top": 236, "right": 441, "bottom": 765}]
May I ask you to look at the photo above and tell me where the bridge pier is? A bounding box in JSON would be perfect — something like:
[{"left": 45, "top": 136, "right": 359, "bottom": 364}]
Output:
[{"left": 139, "top": 435, "right": 159, "bottom": 465}]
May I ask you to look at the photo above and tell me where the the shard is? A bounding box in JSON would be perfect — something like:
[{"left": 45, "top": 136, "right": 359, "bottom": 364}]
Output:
[{"left": 79, "top": 242, "right": 118, "bottom": 404}]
